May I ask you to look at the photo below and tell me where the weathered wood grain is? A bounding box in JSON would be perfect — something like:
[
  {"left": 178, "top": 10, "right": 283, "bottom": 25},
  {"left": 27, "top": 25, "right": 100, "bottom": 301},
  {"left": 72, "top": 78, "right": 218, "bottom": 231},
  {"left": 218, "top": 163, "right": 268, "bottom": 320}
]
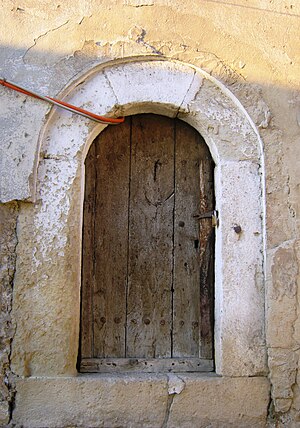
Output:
[
  {"left": 200, "top": 229, "right": 215, "bottom": 359},
  {"left": 80, "top": 142, "right": 96, "bottom": 358},
  {"left": 173, "top": 120, "right": 202, "bottom": 357},
  {"left": 81, "top": 357, "right": 213, "bottom": 373},
  {"left": 198, "top": 153, "right": 215, "bottom": 358},
  {"left": 173, "top": 120, "right": 215, "bottom": 359},
  {"left": 126, "top": 114, "right": 174, "bottom": 358},
  {"left": 92, "top": 118, "right": 131, "bottom": 357}
]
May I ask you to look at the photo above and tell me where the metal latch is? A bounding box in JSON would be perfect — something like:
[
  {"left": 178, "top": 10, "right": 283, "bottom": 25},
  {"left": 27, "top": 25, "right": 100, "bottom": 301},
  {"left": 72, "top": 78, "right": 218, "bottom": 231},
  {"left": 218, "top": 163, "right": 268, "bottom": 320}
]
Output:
[{"left": 193, "top": 210, "right": 219, "bottom": 228}]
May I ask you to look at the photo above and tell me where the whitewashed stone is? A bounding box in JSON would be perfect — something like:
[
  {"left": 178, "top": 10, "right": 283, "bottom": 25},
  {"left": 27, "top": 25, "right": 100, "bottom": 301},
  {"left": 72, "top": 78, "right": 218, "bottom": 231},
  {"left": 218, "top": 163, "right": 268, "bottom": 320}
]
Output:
[
  {"left": 11, "top": 158, "right": 82, "bottom": 376},
  {"left": 179, "top": 77, "right": 260, "bottom": 162},
  {"left": 41, "top": 72, "right": 118, "bottom": 159},
  {"left": 104, "top": 60, "right": 197, "bottom": 116},
  {"left": 215, "top": 160, "right": 266, "bottom": 376}
]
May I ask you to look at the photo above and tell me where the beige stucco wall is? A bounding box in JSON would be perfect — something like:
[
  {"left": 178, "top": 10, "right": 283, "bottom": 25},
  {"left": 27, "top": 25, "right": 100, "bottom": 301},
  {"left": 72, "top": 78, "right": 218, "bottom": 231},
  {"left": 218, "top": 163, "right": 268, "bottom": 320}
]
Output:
[{"left": 0, "top": 0, "right": 299, "bottom": 427}]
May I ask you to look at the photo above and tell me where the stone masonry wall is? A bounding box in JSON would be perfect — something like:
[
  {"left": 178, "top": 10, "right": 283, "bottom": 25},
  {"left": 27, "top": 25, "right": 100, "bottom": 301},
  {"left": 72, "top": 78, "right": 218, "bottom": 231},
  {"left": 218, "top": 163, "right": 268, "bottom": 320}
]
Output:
[
  {"left": 0, "top": 203, "right": 18, "bottom": 425},
  {"left": 0, "top": 0, "right": 299, "bottom": 426}
]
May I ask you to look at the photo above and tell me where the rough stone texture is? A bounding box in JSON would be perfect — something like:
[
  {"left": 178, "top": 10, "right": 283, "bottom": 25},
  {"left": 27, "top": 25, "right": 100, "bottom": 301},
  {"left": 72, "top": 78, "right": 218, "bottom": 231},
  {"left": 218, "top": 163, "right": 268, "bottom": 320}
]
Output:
[
  {"left": 268, "top": 348, "right": 297, "bottom": 413},
  {"left": 12, "top": 374, "right": 269, "bottom": 428},
  {"left": 267, "top": 242, "right": 299, "bottom": 350},
  {"left": 0, "top": 203, "right": 19, "bottom": 425},
  {"left": 267, "top": 240, "right": 300, "bottom": 423},
  {"left": 11, "top": 159, "right": 82, "bottom": 377},
  {"left": 217, "top": 160, "right": 266, "bottom": 376},
  {"left": 0, "top": 0, "right": 299, "bottom": 426},
  {"left": 179, "top": 78, "right": 261, "bottom": 162},
  {"left": 104, "top": 60, "right": 198, "bottom": 116},
  {"left": 167, "top": 375, "right": 270, "bottom": 428}
]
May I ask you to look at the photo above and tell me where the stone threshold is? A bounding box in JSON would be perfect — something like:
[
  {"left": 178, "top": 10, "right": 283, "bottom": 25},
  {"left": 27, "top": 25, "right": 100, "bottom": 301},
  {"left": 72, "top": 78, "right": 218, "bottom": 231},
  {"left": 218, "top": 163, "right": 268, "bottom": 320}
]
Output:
[{"left": 12, "top": 374, "right": 270, "bottom": 427}]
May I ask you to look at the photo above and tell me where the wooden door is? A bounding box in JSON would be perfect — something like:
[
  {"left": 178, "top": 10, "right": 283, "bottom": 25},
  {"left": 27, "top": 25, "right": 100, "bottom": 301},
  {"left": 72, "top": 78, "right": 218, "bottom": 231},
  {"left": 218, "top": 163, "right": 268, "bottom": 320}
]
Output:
[{"left": 79, "top": 114, "right": 215, "bottom": 373}]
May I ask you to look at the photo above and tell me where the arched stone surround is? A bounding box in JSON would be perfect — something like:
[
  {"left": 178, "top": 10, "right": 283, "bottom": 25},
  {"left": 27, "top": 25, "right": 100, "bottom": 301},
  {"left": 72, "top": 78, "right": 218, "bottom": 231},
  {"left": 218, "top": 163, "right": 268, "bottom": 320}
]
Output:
[{"left": 11, "top": 57, "right": 269, "bottom": 426}]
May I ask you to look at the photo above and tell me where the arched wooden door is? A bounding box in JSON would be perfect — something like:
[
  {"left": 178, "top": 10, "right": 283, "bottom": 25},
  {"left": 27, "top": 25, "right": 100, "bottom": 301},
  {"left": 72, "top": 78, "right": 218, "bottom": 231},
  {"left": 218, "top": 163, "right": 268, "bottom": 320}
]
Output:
[{"left": 79, "top": 114, "right": 215, "bottom": 373}]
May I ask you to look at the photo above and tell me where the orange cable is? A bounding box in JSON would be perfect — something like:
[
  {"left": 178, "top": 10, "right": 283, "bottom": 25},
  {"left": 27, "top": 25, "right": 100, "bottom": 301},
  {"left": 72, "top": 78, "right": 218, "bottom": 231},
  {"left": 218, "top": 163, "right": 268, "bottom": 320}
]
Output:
[{"left": 0, "top": 78, "right": 124, "bottom": 125}]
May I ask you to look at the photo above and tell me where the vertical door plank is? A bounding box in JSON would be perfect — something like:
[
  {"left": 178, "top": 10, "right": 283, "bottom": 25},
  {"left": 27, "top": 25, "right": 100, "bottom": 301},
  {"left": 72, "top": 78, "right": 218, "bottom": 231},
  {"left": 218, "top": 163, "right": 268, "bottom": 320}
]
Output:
[
  {"left": 93, "top": 118, "right": 131, "bottom": 357},
  {"left": 173, "top": 119, "right": 202, "bottom": 357},
  {"left": 198, "top": 155, "right": 215, "bottom": 359},
  {"left": 173, "top": 119, "right": 214, "bottom": 358},
  {"left": 81, "top": 142, "right": 96, "bottom": 358},
  {"left": 127, "top": 114, "right": 174, "bottom": 358}
]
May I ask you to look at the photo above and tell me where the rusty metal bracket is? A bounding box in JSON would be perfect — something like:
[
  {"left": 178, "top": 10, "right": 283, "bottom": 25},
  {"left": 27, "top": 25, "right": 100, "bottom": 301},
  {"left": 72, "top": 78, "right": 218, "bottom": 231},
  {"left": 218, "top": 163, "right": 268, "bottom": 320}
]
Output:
[{"left": 193, "top": 210, "right": 219, "bottom": 228}]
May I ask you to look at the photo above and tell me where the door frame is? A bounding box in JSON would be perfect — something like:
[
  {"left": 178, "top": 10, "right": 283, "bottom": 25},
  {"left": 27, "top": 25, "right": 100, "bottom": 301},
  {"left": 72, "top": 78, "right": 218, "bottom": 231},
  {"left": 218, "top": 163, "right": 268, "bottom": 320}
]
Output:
[{"left": 11, "top": 57, "right": 267, "bottom": 379}]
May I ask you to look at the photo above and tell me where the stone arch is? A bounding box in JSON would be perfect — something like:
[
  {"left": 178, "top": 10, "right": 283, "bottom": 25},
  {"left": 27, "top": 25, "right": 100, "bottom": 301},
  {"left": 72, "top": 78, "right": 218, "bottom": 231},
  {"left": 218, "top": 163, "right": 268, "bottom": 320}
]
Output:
[{"left": 12, "top": 57, "right": 266, "bottom": 378}]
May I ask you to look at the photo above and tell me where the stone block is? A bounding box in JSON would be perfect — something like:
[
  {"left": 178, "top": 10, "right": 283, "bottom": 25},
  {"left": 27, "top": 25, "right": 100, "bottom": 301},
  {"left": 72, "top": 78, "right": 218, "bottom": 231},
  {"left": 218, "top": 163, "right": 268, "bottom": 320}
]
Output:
[
  {"left": 179, "top": 78, "right": 260, "bottom": 162},
  {"left": 168, "top": 375, "right": 269, "bottom": 428},
  {"left": 13, "top": 375, "right": 168, "bottom": 428},
  {"left": 105, "top": 60, "right": 198, "bottom": 116},
  {"left": 266, "top": 242, "right": 299, "bottom": 348},
  {"left": 13, "top": 375, "right": 269, "bottom": 428},
  {"left": 268, "top": 348, "right": 298, "bottom": 412},
  {"left": 215, "top": 161, "right": 266, "bottom": 376}
]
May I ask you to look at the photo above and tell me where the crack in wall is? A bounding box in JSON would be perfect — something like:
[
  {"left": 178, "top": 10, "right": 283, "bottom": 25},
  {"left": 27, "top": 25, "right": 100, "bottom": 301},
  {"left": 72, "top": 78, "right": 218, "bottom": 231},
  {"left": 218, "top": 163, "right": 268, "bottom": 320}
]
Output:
[
  {"left": 161, "top": 374, "right": 185, "bottom": 427},
  {"left": 286, "top": 175, "right": 297, "bottom": 224},
  {"left": 102, "top": 71, "right": 122, "bottom": 117},
  {"left": 22, "top": 20, "right": 70, "bottom": 63},
  {"left": 162, "top": 393, "right": 175, "bottom": 428},
  {"left": 176, "top": 69, "right": 202, "bottom": 117},
  {"left": 268, "top": 238, "right": 297, "bottom": 252}
]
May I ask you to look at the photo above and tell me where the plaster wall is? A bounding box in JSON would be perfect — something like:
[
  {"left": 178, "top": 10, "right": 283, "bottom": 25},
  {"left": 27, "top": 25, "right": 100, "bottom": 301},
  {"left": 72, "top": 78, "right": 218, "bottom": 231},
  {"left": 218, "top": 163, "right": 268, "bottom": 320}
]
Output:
[{"left": 0, "top": 1, "right": 299, "bottom": 427}]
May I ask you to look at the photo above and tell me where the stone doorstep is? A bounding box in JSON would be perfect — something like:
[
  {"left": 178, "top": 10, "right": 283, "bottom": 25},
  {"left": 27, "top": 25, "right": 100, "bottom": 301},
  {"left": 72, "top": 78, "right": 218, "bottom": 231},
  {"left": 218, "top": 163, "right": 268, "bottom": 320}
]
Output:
[{"left": 12, "top": 374, "right": 270, "bottom": 428}]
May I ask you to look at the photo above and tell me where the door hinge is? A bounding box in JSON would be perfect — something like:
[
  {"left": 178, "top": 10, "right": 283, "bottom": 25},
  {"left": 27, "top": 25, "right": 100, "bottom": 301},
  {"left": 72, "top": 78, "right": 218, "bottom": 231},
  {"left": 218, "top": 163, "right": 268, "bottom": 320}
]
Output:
[{"left": 193, "top": 210, "right": 219, "bottom": 228}]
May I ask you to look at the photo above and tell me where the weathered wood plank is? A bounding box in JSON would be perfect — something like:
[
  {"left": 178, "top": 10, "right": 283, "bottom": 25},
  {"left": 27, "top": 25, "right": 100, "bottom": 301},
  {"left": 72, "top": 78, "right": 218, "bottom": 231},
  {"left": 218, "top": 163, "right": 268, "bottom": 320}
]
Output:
[
  {"left": 198, "top": 153, "right": 215, "bottom": 359},
  {"left": 126, "top": 114, "right": 174, "bottom": 358},
  {"left": 93, "top": 118, "right": 131, "bottom": 357},
  {"left": 200, "top": 229, "right": 215, "bottom": 359},
  {"left": 173, "top": 119, "right": 204, "bottom": 357},
  {"left": 80, "top": 357, "right": 214, "bottom": 373},
  {"left": 80, "top": 142, "right": 96, "bottom": 358}
]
